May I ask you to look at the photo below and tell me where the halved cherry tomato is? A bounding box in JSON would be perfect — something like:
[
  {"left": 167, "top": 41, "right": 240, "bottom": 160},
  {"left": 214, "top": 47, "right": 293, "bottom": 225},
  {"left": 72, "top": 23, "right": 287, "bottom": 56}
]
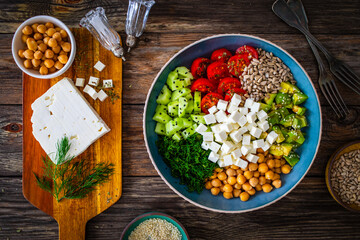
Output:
[
  {"left": 191, "top": 57, "right": 211, "bottom": 79},
  {"left": 224, "top": 88, "right": 247, "bottom": 101},
  {"left": 201, "top": 92, "right": 224, "bottom": 114},
  {"left": 236, "top": 45, "right": 259, "bottom": 59},
  {"left": 210, "top": 48, "right": 233, "bottom": 63},
  {"left": 227, "top": 54, "right": 250, "bottom": 77},
  {"left": 207, "top": 61, "right": 231, "bottom": 86},
  {"left": 217, "top": 77, "right": 242, "bottom": 94},
  {"left": 191, "top": 78, "right": 216, "bottom": 94}
]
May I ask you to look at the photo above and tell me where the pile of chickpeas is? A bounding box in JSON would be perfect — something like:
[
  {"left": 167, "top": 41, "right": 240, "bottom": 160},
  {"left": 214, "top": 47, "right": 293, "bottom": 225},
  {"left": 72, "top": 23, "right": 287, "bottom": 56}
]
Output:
[
  {"left": 18, "top": 22, "right": 71, "bottom": 75},
  {"left": 205, "top": 149, "right": 292, "bottom": 201}
]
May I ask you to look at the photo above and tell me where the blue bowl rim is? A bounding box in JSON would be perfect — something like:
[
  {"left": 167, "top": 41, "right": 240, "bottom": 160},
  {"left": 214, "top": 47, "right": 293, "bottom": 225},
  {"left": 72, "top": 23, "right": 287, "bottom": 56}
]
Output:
[{"left": 143, "top": 34, "right": 322, "bottom": 213}]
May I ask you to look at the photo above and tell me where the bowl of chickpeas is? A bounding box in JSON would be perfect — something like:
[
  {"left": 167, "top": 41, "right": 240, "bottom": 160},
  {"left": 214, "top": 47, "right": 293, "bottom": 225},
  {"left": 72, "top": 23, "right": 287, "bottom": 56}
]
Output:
[{"left": 12, "top": 15, "right": 76, "bottom": 79}]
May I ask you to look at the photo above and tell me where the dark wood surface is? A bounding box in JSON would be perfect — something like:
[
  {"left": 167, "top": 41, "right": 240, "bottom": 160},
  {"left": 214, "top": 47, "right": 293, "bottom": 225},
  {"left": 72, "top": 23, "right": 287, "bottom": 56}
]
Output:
[{"left": 0, "top": 0, "right": 359, "bottom": 239}]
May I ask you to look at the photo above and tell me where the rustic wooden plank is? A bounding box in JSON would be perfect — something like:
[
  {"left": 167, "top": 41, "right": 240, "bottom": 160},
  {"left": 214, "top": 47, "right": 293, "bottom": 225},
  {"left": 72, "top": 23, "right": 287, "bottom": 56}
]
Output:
[
  {"left": 0, "top": 0, "right": 359, "bottom": 35},
  {"left": 0, "top": 177, "right": 359, "bottom": 240},
  {"left": 1, "top": 104, "right": 359, "bottom": 178},
  {"left": 0, "top": 33, "right": 359, "bottom": 105}
]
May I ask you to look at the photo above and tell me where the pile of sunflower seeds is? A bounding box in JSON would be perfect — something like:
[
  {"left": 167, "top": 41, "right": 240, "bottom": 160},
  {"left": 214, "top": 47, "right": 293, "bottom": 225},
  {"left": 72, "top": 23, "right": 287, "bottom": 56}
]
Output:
[
  {"left": 330, "top": 149, "right": 360, "bottom": 206},
  {"left": 241, "top": 48, "right": 296, "bottom": 101}
]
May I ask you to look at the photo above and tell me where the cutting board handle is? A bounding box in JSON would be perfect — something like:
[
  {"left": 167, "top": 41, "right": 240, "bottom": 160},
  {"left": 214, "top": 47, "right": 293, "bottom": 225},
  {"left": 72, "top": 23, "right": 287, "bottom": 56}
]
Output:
[{"left": 58, "top": 218, "right": 87, "bottom": 240}]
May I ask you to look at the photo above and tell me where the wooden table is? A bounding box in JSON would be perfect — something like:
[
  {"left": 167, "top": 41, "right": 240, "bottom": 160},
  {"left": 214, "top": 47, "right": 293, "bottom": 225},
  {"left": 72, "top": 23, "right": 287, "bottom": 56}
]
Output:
[{"left": 0, "top": 0, "right": 359, "bottom": 239}]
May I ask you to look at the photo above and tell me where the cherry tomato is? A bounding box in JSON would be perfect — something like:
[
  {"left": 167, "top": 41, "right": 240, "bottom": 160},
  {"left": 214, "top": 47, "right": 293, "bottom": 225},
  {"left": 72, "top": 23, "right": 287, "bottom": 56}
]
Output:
[
  {"left": 236, "top": 45, "right": 259, "bottom": 59},
  {"left": 191, "top": 78, "right": 216, "bottom": 94},
  {"left": 227, "top": 54, "right": 250, "bottom": 77},
  {"left": 191, "top": 57, "right": 211, "bottom": 79},
  {"left": 210, "top": 48, "right": 233, "bottom": 63},
  {"left": 224, "top": 88, "right": 247, "bottom": 101},
  {"left": 207, "top": 61, "right": 231, "bottom": 86},
  {"left": 217, "top": 77, "right": 242, "bottom": 94},
  {"left": 201, "top": 92, "right": 224, "bottom": 114}
]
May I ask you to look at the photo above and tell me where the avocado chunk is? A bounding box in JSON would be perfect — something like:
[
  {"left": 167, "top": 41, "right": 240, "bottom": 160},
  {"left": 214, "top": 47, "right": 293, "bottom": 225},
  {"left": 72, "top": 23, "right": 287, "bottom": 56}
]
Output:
[
  {"left": 260, "top": 103, "right": 272, "bottom": 112},
  {"left": 275, "top": 92, "right": 292, "bottom": 106},
  {"left": 292, "top": 92, "right": 308, "bottom": 105},
  {"left": 268, "top": 111, "right": 282, "bottom": 126},
  {"left": 269, "top": 145, "right": 283, "bottom": 156},
  {"left": 280, "top": 114, "right": 296, "bottom": 127},
  {"left": 264, "top": 93, "right": 277, "bottom": 105},
  {"left": 292, "top": 105, "right": 306, "bottom": 115},
  {"left": 281, "top": 143, "right": 293, "bottom": 156},
  {"left": 286, "top": 129, "right": 305, "bottom": 145},
  {"left": 296, "top": 115, "right": 308, "bottom": 128},
  {"left": 284, "top": 151, "right": 300, "bottom": 167},
  {"left": 273, "top": 125, "right": 285, "bottom": 143},
  {"left": 280, "top": 82, "right": 300, "bottom": 94}
]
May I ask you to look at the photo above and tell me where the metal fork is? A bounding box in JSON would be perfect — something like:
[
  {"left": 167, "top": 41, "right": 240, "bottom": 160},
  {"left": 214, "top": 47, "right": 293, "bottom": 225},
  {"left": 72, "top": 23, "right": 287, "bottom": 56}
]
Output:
[
  {"left": 286, "top": 0, "right": 349, "bottom": 118},
  {"left": 272, "top": 0, "right": 360, "bottom": 96}
]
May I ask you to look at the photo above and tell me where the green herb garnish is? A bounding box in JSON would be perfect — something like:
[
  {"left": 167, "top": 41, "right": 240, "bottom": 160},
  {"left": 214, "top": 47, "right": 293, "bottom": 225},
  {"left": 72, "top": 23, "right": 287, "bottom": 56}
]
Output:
[
  {"left": 157, "top": 134, "right": 217, "bottom": 193},
  {"left": 34, "top": 137, "right": 115, "bottom": 202}
]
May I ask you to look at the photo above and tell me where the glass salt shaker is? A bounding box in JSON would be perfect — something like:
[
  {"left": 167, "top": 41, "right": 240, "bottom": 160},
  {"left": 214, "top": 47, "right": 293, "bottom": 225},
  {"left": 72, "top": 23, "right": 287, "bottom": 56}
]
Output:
[
  {"left": 125, "top": 0, "right": 155, "bottom": 52},
  {"left": 80, "top": 7, "right": 125, "bottom": 60}
]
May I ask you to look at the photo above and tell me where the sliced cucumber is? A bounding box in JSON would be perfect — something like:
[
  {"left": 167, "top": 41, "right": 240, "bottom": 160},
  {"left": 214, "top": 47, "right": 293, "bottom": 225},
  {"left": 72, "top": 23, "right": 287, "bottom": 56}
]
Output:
[
  {"left": 181, "top": 125, "right": 196, "bottom": 139},
  {"left": 175, "top": 66, "right": 193, "bottom": 80},
  {"left": 156, "top": 85, "right": 172, "bottom": 105},
  {"left": 179, "top": 118, "right": 193, "bottom": 128},
  {"left": 171, "top": 88, "right": 191, "bottom": 101},
  {"left": 165, "top": 118, "right": 184, "bottom": 136},
  {"left": 167, "top": 101, "right": 179, "bottom": 117},
  {"left": 155, "top": 104, "right": 167, "bottom": 113},
  {"left": 191, "top": 114, "right": 206, "bottom": 124},
  {"left": 153, "top": 111, "right": 172, "bottom": 124},
  {"left": 172, "top": 132, "right": 183, "bottom": 141},
  {"left": 185, "top": 93, "right": 193, "bottom": 101},
  {"left": 194, "top": 91, "right": 201, "bottom": 113},
  {"left": 184, "top": 77, "right": 192, "bottom": 87},
  {"left": 167, "top": 76, "right": 185, "bottom": 91},
  {"left": 154, "top": 122, "right": 166, "bottom": 135},
  {"left": 178, "top": 97, "right": 188, "bottom": 117},
  {"left": 185, "top": 100, "right": 194, "bottom": 113}
]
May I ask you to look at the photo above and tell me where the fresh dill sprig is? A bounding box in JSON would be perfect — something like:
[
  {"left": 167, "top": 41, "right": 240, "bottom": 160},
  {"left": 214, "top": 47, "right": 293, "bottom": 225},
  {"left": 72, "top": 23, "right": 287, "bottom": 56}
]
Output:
[{"left": 34, "top": 137, "right": 115, "bottom": 202}]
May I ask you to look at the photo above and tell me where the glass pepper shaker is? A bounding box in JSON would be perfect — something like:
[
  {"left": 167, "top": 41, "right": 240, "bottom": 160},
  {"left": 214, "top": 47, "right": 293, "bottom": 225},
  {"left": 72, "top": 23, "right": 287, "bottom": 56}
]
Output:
[
  {"left": 80, "top": 7, "right": 125, "bottom": 60},
  {"left": 125, "top": 0, "right": 155, "bottom": 52}
]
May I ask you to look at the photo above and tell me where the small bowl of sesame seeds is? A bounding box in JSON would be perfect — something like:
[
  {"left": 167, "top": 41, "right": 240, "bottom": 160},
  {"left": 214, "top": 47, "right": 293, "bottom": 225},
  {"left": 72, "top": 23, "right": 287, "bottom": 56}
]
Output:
[{"left": 326, "top": 140, "right": 360, "bottom": 212}]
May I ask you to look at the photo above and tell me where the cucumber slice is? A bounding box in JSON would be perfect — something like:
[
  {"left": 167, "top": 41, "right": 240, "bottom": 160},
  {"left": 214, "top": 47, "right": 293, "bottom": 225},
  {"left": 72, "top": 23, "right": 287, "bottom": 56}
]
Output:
[
  {"left": 155, "top": 122, "right": 166, "bottom": 135},
  {"left": 179, "top": 118, "right": 193, "bottom": 128},
  {"left": 155, "top": 104, "right": 167, "bottom": 113},
  {"left": 165, "top": 118, "right": 184, "bottom": 136},
  {"left": 167, "top": 76, "right": 185, "bottom": 91},
  {"left": 185, "top": 93, "right": 193, "bottom": 101},
  {"left": 185, "top": 100, "right": 194, "bottom": 113},
  {"left": 171, "top": 88, "right": 191, "bottom": 101},
  {"left": 167, "top": 101, "right": 179, "bottom": 117},
  {"left": 178, "top": 97, "right": 188, "bottom": 117},
  {"left": 153, "top": 111, "right": 172, "bottom": 124},
  {"left": 194, "top": 91, "right": 201, "bottom": 113},
  {"left": 172, "top": 132, "right": 183, "bottom": 141},
  {"left": 175, "top": 66, "right": 193, "bottom": 80},
  {"left": 191, "top": 114, "right": 206, "bottom": 124},
  {"left": 156, "top": 85, "right": 172, "bottom": 105},
  {"left": 181, "top": 125, "right": 196, "bottom": 139},
  {"left": 184, "top": 77, "right": 192, "bottom": 87}
]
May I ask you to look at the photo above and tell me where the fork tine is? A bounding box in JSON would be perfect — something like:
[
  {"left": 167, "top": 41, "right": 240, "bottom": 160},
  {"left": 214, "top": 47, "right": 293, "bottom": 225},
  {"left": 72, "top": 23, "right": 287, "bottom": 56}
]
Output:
[
  {"left": 333, "top": 70, "right": 360, "bottom": 95},
  {"left": 327, "top": 80, "right": 349, "bottom": 116},
  {"left": 340, "top": 63, "right": 360, "bottom": 83},
  {"left": 338, "top": 65, "right": 360, "bottom": 85},
  {"left": 320, "top": 82, "right": 343, "bottom": 118}
]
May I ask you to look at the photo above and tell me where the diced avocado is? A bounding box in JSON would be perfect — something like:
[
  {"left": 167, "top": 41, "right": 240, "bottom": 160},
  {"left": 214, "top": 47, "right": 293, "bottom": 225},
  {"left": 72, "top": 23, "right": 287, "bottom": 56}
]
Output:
[
  {"left": 156, "top": 85, "right": 172, "bottom": 105},
  {"left": 268, "top": 111, "right": 282, "bottom": 126},
  {"left": 167, "top": 101, "right": 179, "bottom": 117},
  {"left": 259, "top": 132, "right": 268, "bottom": 139},
  {"left": 285, "top": 103, "right": 294, "bottom": 109},
  {"left": 277, "top": 107, "right": 290, "bottom": 118},
  {"left": 181, "top": 125, "right": 196, "bottom": 139},
  {"left": 287, "top": 129, "right": 305, "bottom": 145},
  {"left": 260, "top": 103, "right": 272, "bottom": 112},
  {"left": 179, "top": 118, "right": 193, "bottom": 128},
  {"left": 281, "top": 143, "right": 293, "bottom": 156},
  {"left": 280, "top": 126, "right": 289, "bottom": 139},
  {"left": 171, "top": 88, "right": 192, "bottom": 101},
  {"left": 292, "top": 105, "right": 306, "bottom": 116},
  {"left": 284, "top": 151, "right": 300, "bottom": 167},
  {"left": 264, "top": 93, "right": 277, "bottom": 105},
  {"left": 280, "top": 114, "right": 296, "bottom": 127},
  {"left": 273, "top": 125, "right": 285, "bottom": 143},
  {"left": 280, "top": 82, "right": 300, "bottom": 94},
  {"left": 172, "top": 132, "right": 183, "bottom": 141},
  {"left": 155, "top": 122, "right": 166, "bottom": 135},
  {"left": 191, "top": 114, "right": 206, "bottom": 124},
  {"left": 165, "top": 118, "right": 184, "bottom": 136},
  {"left": 178, "top": 97, "right": 188, "bottom": 117},
  {"left": 296, "top": 115, "right": 308, "bottom": 128},
  {"left": 153, "top": 111, "right": 172, "bottom": 124},
  {"left": 269, "top": 145, "right": 283, "bottom": 156},
  {"left": 292, "top": 117, "right": 302, "bottom": 129},
  {"left": 185, "top": 99, "right": 194, "bottom": 113},
  {"left": 175, "top": 66, "right": 194, "bottom": 80},
  {"left": 275, "top": 92, "right": 292, "bottom": 106},
  {"left": 292, "top": 92, "right": 308, "bottom": 105},
  {"left": 155, "top": 104, "right": 167, "bottom": 113},
  {"left": 194, "top": 91, "right": 201, "bottom": 113}
]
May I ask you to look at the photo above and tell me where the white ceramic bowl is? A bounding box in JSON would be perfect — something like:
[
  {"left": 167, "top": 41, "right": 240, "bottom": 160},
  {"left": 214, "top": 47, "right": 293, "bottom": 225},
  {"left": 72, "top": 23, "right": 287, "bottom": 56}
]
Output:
[{"left": 12, "top": 15, "right": 76, "bottom": 79}]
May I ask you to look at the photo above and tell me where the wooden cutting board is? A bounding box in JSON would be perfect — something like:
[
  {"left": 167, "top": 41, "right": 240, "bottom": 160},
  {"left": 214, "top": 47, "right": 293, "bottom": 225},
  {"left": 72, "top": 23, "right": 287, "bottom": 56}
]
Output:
[{"left": 22, "top": 28, "right": 122, "bottom": 240}]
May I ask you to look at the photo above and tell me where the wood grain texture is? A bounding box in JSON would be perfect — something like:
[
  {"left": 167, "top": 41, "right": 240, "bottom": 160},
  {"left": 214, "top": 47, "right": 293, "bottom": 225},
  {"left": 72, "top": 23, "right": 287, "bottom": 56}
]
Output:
[{"left": 22, "top": 28, "right": 122, "bottom": 240}]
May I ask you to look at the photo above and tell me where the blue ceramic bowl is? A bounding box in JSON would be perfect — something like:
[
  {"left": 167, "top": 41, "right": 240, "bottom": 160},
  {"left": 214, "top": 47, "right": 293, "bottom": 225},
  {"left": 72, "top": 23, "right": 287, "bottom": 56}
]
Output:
[{"left": 143, "top": 34, "right": 322, "bottom": 213}]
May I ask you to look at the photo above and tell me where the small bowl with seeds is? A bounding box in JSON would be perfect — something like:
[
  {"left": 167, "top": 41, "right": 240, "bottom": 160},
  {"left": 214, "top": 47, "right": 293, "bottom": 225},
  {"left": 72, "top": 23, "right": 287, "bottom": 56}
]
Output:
[{"left": 326, "top": 140, "right": 360, "bottom": 212}]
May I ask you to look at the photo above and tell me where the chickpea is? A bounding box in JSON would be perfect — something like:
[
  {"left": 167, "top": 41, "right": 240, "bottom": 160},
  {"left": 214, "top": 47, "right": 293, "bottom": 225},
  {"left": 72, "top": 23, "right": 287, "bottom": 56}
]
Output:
[
  {"left": 23, "top": 49, "right": 34, "bottom": 59},
  {"left": 22, "top": 25, "right": 33, "bottom": 35},
  {"left": 237, "top": 174, "right": 246, "bottom": 185},
  {"left": 236, "top": 169, "right": 243, "bottom": 175},
  {"left": 33, "top": 50, "right": 43, "bottom": 60},
  {"left": 37, "top": 24, "right": 47, "bottom": 34},
  {"left": 33, "top": 33, "right": 43, "bottom": 40},
  {"left": 266, "top": 179, "right": 272, "bottom": 184},
  {"left": 264, "top": 150, "right": 269, "bottom": 156},
  {"left": 215, "top": 168, "right": 223, "bottom": 173},
  {"left": 38, "top": 43, "right": 47, "bottom": 52},
  {"left": 217, "top": 172, "right": 227, "bottom": 181},
  {"left": 272, "top": 179, "right": 282, "bottom": 189},
  {"left": 265, "top": 170, "right": 275, "bottom": 180},
  {"left": 55, "top": 27, "right": 61, "bottom": 32},
  {"left": 273, "top": 173, "right": 281, "bottom": 180},
  {"left": 275, "top": 154, "right": 282, "bottom": 159},
  {"left": 275, "top": 159, "right": 281, "bottom": 168},
  {"left": 234, "top": 183, "right": 242, "bottom": 190},
  {"left": 274, "top": 168, "right": 281, "bottom": 174},
  {"left": 23, "top": 59, "right": 32, "bottom": 69},
  {"left": 211, "top": 187, "right": 220, "bottom": 196},
  {"left": 268, "top": 154, "right": 273, "bottom": 159},
  {"left": 253, "top": 171, "right": 260, "bottom": 178},
  {"left": 52, "top": 32, "right": 62, "bottom": 41},
  {"left": 44, "top": 59, "right": 54, "bottom": 68},
  {"left": 40, "top": 61, "right": 45, "bottom": 67},
  {"left": 31, "top": 23, "right": 39, "bottom": 33},
  {"left": 52, "top": 54, "right": 58, "bottom": 61},
  {"left": 60, "top": 29, "right": 68, "bottom": 38},
  {"left": 46, "top": 27, "right": 56, "bottom": 37},
  {"left": 242, "top": 182, "right": 252, "bottom": 192},
  {"left": 219, "top": 185, "right": 225, "bottom": 192},
  {"left": 41, "top": 56, "right": 46, "bottom": 61},
  {"left": 281, "top": 164, "right": 292, "bottom": 174},
  {"left": 247, "top": 188, "right": 256, "bottom": 196},
  {"left": 54, "top": 61, "right": 63, "bottom": 70},
  {"left": 249, "top": 177, "right": 259, "bottom": 187},
  {"left": 244, "top": 171, "right": 253, "bottom": 180},
  {"left": 18, "top": 49, "right": 25, "bottom": 58},
  {"left": 31, "top": 59, "right": 41, "bottom": 68},
  {"left": 231, "top": 165, "right": 239, "bottom": 170},
  {"left": 257, "top": 153, "right": 265, "bottom": 163},
  {"left": 44, "top": 49, "right": 54, "bottom": 59},
  {"left": 48, "top": 38, "right": 58, "bottom": 48},
  {"left": 241, "top": 165, "right": 248, "bottom": 171},
  {"left": 267, "top": 159, "right": 275, "bottom": 169},
  {"left": 240, "top": 192, "right": 250, "bottom": 201},
  {"left": 262, "top": 183, "right": 273, "bottom": 193},
  {"left": 43, "top": 36, "right": 50, "bottom": 45},
  {"left": 226, "top": 168, "right": 236, "bottom": 177},
  {"left": 21, "top": 34, "right": 29, "bottom": 43},
  {"left": 26, "top": 38, "right": 38, "bottom": 51},
  {"left": 36, "top": 40, "right": 43, "bottom": 45},
  {"left": 255, "top": 184, "right": 263, "bottom": 191},
  {"left": 45, "top": 22, "right": 54, "bottom": 28},
  {"left": 248, "top": 163, "right": 258, "bottom": 171},
  {"left": 233, "top": 189, "right": 241, "bottom": 198},
  {"left": 257, "top": 148, "right": 264, "bottom": 153},
  {"left": 58, "top": 54, "right": 68, "bottom": 64},
  {"left": 39, "top": 65, "right": 48, "bottom": 75},
  {"left": 222, "top": 179, "right": 228, "bottom": 185},
  {"left": 205, "top": 181, "right": 212, "bottom": 190},
  {"left": 211, "top": 179, "right": 221, "bottom": 187},
  {"left": 210, "top": 172, "right": 217, "bottom": 179},
  {"left": 223, "top": 184, "right": 233, "bottom": 193},
  {"left": 59, "top": 50, "right": 67, "bottom": 56},
  {"left": 228, "top": 176, "right": 237, "bottom": 185},
  {"left": 281, "top": 159, "right": 286, "bottom": 166},
  {"left": 258, "top": 163, "right": 269, "bottom": 173},
  {"left": 258, "top": 176, "right": 266, "bottom": 185},
  {"left": 223, "top": 192, "right": 233, "bottom": 199}
]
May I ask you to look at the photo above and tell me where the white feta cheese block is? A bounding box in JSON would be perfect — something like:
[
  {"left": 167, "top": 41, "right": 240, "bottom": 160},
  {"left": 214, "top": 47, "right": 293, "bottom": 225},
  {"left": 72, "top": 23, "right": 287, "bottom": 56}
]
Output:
[
  {"left": 257, "top": 110, "right": 268, "bottom": 122},
  {"left": 239, "top": 107, "right": 248, "bottom": 115},
  {"left": 215, "top": 131, "right": 227, "bottom": 143},
  {"left": 244, "top": 98, "right": 254, "bottom": 108},
  {"left": 250, "top": 146, "right": 257, "bottom": 154},
  {"left": 217, "top": 159, "right": 226, "bottom": 168},
  {"left": 75, "top": 78, "right": 85, "bottom": 87},
  {"left": 88, "top": 76, "right": 100, "bottom": 87},
  {"left": 227, "top": 104, "right": 239, "bottom": 114},
  {"left": 211, "top": 124, "right": 221, "bottom": 133},
  {"left": 235, "top": 158, "right": 248, "bottom": 169},
  {"left": 245, "top": 122, "right": 255, "bottom": 132},
  {"left": 230, "top": 93, "right": 242, "bottom": 107},
  {"left": 94, "top": 60, "right": 106, "bottom": 72},
  {"left": 215, "top": 110, "right": 227, "bottom": 123},
  {"left": 242, "top": 134, "right": 251, "bottom": 146},
  {"left": 97, "top": 90, "right": 108, "bottom": 102},
  {"left": 31, "top": 77, "right": 110, "bottom": 164},
  {"left": 241, "top": 145, "right": 252, "bottom": 156},
  {"left": 231, "top": 148, "right": 242, "bottom": 159},
  {"left": 237, "top": 115, "right": 248, "bottom": 127},
  {"left": 257, "top": 121, "right": 270, "bottom": 132},
  {"left": 209, "top": 141, "right": 221, "bottom": 153},
  {"left": 217, "top": 99, "right": 228, "bottom": 111},
  {"left": 250, "top": 126, "right": 262, "bottom": 138},
  {"left": 223, "top": 154, "right": 233, "bottom": 166},
  {"left": 246, "top": 153, "right": 259, "bottom": 163},
  {"left": 201, "top": 141, "right": 210, "bottom": 150},
  {"left": 103, "top": 79, "right": 113, "bottom": 88},
  {"left": 221, "top": 140, "right": 234, "bottom": 154},
  {"left": 267, "top": 131, "right": 279, "bottom": 144},
  {"left": 238, "top": 126, "right": 248, "bottom": 135},
  {"left": 208, "top": 151, "right": 219, "bottom": 163},
  {"left": 231, "top": 123, "right": 240, "bottom": 130},
  {"left": 83, "top": 85, "right": 98, "bottom": 100},
  {"left": 262, "top": 141, "right": 271, "bottom": 152},
  {"left": 246, "top": 111, "right": 257, "bottom": 123},
  {"left": 202, "top": 132, "right": 214, "bottom": 142},
  {"left": 208, "top": 105, "right": 218, "bottom": 114},
  {"left": 228, "top": 111, "right": 242, "bottom": 123},
  {"left": 229, "top": 130, "right": 242, "bottom": 143},
  {"left": 196, "top": 123, "right": 208, "bottom": 133},
  {"left": 250, "top": 102, "right": 261, "bottom": 112},
  {"left": 253, "top": 139, "right": 265, "bottom": 149},
  {"left": 204, "top": 114, "right": 216, "bottom": 125}
]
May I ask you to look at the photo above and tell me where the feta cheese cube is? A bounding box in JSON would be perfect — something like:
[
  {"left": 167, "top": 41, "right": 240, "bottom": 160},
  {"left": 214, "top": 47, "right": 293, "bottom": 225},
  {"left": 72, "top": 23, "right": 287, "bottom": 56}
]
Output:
[
  {"left": 230, "top": 93, "right": 242, "bottom": 107},
  {"left": 257, "top": 110, "right": 268, "bottom": 122},
  {"left": 242, "top": 134, "right": 251, "bottom": 145},
  {"left": 215, "top": 110, "right": 227, "bottom": 123},
  {"left": 229, "top": 130, "right": 242, "bottom": 143},
  {"left": 208, "top": 151, "right": 219, "bottom": 163},
  {"left": 262, "top": 141, "right": 271, "bottom": 151},
  {"left": 202, "top": 132, "right": 213, "bottom": 142},
  {"left": 237, "top": 115, "right": 248, "bottom": 127},
  {"left": 75, "top": 78, "right": 85, "bottom": 87},
  {"left": 209, "top": 141, "right": 221, "bottom": 153},
  {"left": 250, "top": 146, "right": 257, "bottom": 154},
  {"left": 103, "top": 79, "right": 113, "bottom": 88},
  {"left": 221, "top": 141, "right": 234, "bottom": 154},
  {"left": 211, "top": 124, "right": 221, "bottom": 133},
  {"left": 217, "top": 159, "right": 226, "bottom": 168},
  {"left": 223, "top": 154, "right": 233, "bottom": 166},
  {"left": 244, "top": 98, "right": 254, "bottom": 108},
  {"left": 208, "top": 105, "right": 218, "bottom": 114},
  {"left": 250, "top": 102, "right": 261, "bottom": 112},
  {"left": 83, "top": 85, "right": 97, "bottom": 100},
  {"left": 238, "top": 126, "right": 248, "bottom": 135},
  {"left": 235, "top": 159, "right": 248, "bottom": 169},
  {"left": 88, "top": 76, "right": 100, "bottom": 87},
  {"left": 239, "top": 107, "right": 249, "bottom": 115},
  {"left": 253, "top": 139, "right": 265, "bottom": 149},
  {"left": 267, "top": 131, "right": 279, "bottom": 144},
  {"left": 245, "top": 122, "right": 255, "bottom": 131},
  {"left": 250, "top": 126, "right": 262, "bottom": 138},
  {"left": 217, "top": 99, "right": 228, "bottom": 111},
  {"left": 231, "top": 123, "right": 240, "bottom": 130},
  {"left": 94, "top": 61, "right": 106, "bottom": 72},
  {"left": 246, "top": 153, "right": 260, "bottom": 163},
  {"left": 241, "top": 145, "right": 252, "bottom": 156},
  {"left": 204, "top": 114, "right": 216, "bottom": 125},
  {"left": 201, "top": 141, "right": 210, "bottom": 150},
  {"left": 228, "top": 111, "right": 242, "bottom": 123},
  {"left": 246, "top": 111, "right": 257, "bottom": 123},
  {"left": 196, "top": 123, "right": 207, "bottom": 133},
  {"left": 221, "top": 123, "right": 233, "bottom": 133},
  {"left": 97, "top": 90, "right": 108, "bottom": 101},
  {"left": 215, "top": 131, "right": 227, "bottom": 143},
  {"left": 231, "top": 148, "right": 242, "bottom": 159},
  {"left": 227, "top": 104, "right": 239, "bottom": 113},
  {"left": 257, "top": 121, "right": 270, "bottom": 132}
]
